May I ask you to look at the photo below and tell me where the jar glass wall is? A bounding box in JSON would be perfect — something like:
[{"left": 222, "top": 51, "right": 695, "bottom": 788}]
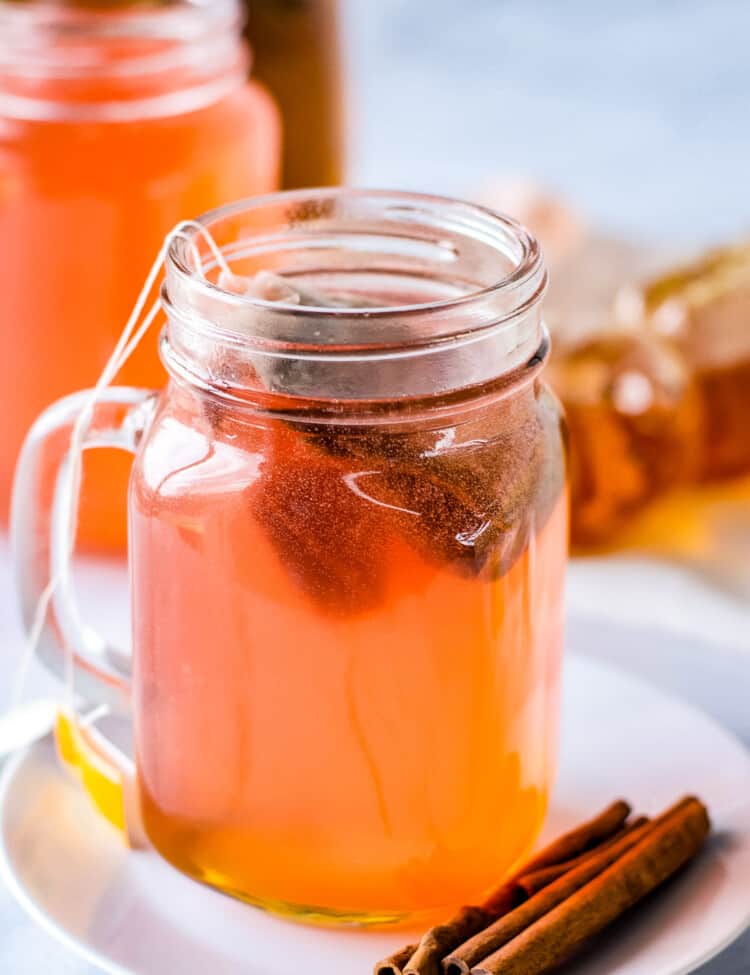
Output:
[{"left": 130, "top": 190, "right": 568, "bottom": 923}]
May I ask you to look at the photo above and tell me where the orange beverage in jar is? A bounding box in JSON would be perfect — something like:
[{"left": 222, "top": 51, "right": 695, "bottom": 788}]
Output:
[
  {"left": 0, "top": 0, "right": 280, "bottom": 545},
  {"left": 133, "top": 383, "right": 567, "bottom": 920},
  {"left": 14, "top": 191, "right": 567, "bottom": 924}
]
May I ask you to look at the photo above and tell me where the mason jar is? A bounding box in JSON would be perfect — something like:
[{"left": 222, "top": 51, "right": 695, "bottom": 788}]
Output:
[
  {"left": 0, "top": 0, "right": 280, "bottom": 545},
  {"left": 14, "top": 189, "right": 568, "bottom": 925}
]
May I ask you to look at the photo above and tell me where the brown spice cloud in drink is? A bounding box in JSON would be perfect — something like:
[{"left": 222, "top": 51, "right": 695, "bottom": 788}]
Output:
[
  {"left": 214, "top": 272, "right": 566, "bottom": 615},
  {"left": 253, "top": 377, "right": 565, "bottom": 616}
]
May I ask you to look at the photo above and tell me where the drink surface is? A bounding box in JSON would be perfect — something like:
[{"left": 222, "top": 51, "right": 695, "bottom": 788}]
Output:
[
  {"left": 0, "top": 38, "right": 280, "bottom": 541},
  {"left": 130, "top": 375, "right": 567, "bottom": 921}
]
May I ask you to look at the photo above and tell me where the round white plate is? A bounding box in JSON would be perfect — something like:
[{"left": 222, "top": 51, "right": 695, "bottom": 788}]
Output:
[{"left": 1, "top": 654, "right": 749, "bottom": 975}]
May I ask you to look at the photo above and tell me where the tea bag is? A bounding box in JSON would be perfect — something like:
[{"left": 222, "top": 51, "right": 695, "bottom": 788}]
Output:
[
  {"left": 300, "top": 385, "right": 565, "bottom": 583},
  {"left": 208, "top": 271, "right": 401, "bottom": 614},
  {"left": 249, "top": 424, "right": 392, "bottom": 617},
  {"left": 249, "top": 406, "right": 564, "bottom": 616},
  {"left": 222, "top": 270, "right": 565, "bottom": 611},
  {"left": 219, "top": 268, "right": 378, "bottom": 309},
  {"left": 207, "top": 268, "right": 394, "bottom": 402}
]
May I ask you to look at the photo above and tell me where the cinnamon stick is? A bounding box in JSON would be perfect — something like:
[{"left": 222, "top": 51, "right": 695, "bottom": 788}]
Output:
[
  {"left": 472, "top": 796, "right": 710, "bottom": 975},
  {"left": 404, "top": 907, "right": 496, "bottom": 975},
  {"left": 511, "top": 800, "right": 632, "bottom": 879},
  {"left": 515, "top": 816, "right": 649, "bottom": 899},
  {"left": 443, "top": 819, "right": 653, "bottom": 973},
  {"left": 376, "top": 800, "right": 631, "bottom": 975},
  {"left": 375, "top": 945, "right": 419, "bottom": 975}
]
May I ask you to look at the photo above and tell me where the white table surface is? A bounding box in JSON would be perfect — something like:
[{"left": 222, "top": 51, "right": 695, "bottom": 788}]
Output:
[{"left": 3, "top": 0, "right": 750, "bottom": 969}]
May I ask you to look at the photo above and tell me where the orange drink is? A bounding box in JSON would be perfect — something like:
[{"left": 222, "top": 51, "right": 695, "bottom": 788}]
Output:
[
  {"left": 132, "top": 389, "right": 566, "bottom": 921},
  {"left": 0, "top": 0, "right": 280, "bottom": 543}
]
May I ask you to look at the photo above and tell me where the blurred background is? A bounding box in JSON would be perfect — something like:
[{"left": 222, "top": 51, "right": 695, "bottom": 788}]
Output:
[{"left": 346, "top": 0, "right": 750, "bottom": 242}]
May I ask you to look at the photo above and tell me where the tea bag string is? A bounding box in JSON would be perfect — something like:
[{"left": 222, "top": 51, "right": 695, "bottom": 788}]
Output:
[{"left": 12, "top": 220, "right": 233, "bottom": 714}]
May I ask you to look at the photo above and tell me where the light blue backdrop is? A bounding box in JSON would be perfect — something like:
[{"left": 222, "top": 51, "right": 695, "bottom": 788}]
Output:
[{"left": 346, "top": 0, "right": 750, "bottom": 243}]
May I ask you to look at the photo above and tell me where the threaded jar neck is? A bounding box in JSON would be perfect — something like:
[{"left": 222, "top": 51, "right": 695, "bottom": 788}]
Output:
[
  {"left": 162, "top": 189, "right": 549, "bottom": 405},
  {"left": 0, "top": 0, "right": 248, "bottom": 120}
]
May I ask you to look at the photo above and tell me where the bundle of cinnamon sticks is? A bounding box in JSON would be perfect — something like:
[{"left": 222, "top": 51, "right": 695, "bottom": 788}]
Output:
[{"left": 375, "top": 795, "right": 710, "bottom": 975}]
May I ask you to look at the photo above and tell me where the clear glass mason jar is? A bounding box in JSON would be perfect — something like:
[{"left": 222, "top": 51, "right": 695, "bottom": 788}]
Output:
[
  {"left": 0, "top": 0, "right": 280, "bottom": 546},
  {"left": 13, "top": 189, "right": 568, "bottom": 925}
]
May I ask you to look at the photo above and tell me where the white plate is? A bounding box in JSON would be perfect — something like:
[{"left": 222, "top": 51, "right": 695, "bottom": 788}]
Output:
[{"left": 1, "top": 654, "right": 749, "bottom": 975}]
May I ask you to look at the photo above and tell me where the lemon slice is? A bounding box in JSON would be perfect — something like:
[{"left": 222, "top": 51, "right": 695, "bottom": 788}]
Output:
[{"left": 55, "top": 708, "right": 146, "bottom": 848}]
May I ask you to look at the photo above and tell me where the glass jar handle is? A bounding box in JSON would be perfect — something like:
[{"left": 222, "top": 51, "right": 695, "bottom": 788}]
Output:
[{"left": 11, "top": 387, "right": 157, "bottom": 713}]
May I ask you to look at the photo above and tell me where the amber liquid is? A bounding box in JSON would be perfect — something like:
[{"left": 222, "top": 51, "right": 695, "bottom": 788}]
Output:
[
  {"left": 554, "top": 330, "right": 750, "bottom": 551},
  {"left": 131, "top": 380, "right": 567, "bottom": 922},
  {"left": 0, "top": 59, "right": 280, "bottom": 544},
  {"left": 570, "top": 358, "right": 750, "bottom": 584},
  {"left": 245, "top": 0, "right": 344, "bottom": 187},
  {"left": 553, "top": 235, "right": 750, "bottom": 553}
]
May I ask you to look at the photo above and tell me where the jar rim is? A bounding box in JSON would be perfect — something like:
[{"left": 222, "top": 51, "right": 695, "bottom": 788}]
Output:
[
  {"left": 0, "top": 0, "right": 241, "bottom": 59},
  {"left": 168, "top": 187, "right": 546, "bottom": 323},
  {"left": 0, "top": 0, "right": 245, "bottom": 120},
  {"left": 162, "top": 188, "right": 549, "bottom": 402}
]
